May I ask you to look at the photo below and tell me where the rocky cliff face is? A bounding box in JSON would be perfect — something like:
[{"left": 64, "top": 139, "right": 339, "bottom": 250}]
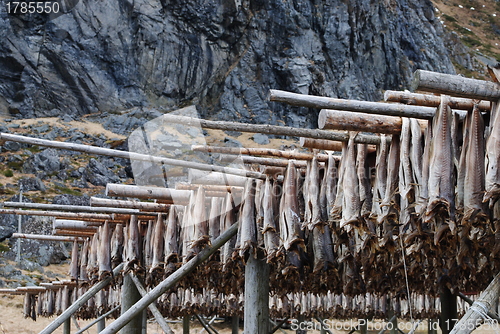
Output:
[{"left": 0, "top": 0, "right": 454, "bottom": 128}]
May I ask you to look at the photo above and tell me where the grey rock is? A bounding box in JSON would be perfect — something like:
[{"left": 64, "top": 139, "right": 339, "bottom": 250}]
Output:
[
  {"left": 223, "top": 137, "right": 242, "bottom": 148},
  {"left": 19, "top": 259, "right": 44, "bottom": 273},
  {"left": 252, "top": 133, "right": 269, "bottom": 145},
  {"left": 3, "top": 141, "right": 21, "bottom": 151},
  {"left": 18, "top": 177, "right": 46, "bottom": 192},
  {"left": 83, "top": 158, "right": 120, "bottom": 186},
  {"left": 0, "top": 0, "right": 455, "bottom": 128},
  {"left": 22, "top": 148, "right": 61, "bottom": 174},
  {"left": 52, "top": 194, "right": 90, "bottom": 206}
]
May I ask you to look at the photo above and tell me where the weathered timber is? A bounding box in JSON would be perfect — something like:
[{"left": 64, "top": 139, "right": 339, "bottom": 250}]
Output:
[
  {"left": 244, "top": 254, "right": 270, "bottom": 333},
  {"left": 17, "top": 287, "right": 47, "bottom": 293},
  {"left": 219, "top": 154, "right": 309, "bottom": 167},
  {"left": 53, "top": 219, "right": 98, "bottom": 231},
  {"left": 39, "top": 263, "right": 125, "bottom": 334},
  {"left": 440, "top": 287, "right": 457, "bottom": 334},
  {"left": 75, "top": 306, "right": 120, "bottom": 334},
  {"left": 121, "top": 275, "right": 144, "bottom": 334},
  {"left": 0, "top": 208, "right": 114, "bottom": 220},
  {"left": 90, "top": 198, "right": 171, "bottom": 212},
  {"left": 411, "top": 69, "right": 500, "bottom": 101},
  {"left": 106, "top": 184, "right": 191, "bottom": 202},
  {"left": 457, "top": 292, "right": 500, "bottom": 322},
  {"left": 0, "top": 133, "right": 267, "bottom": 180},
  {"left": 162, "top": 114, "right": 382, "bottom": 144},
  {"left": 3, "top": 202, "right": 157, "bottom": 216},
  {"left": 188, "top": 170, "right": 248, "bottom": 187},
  {"left": 129, "top": 273, "right": 175, "bottom": 334},
  {"left": 0, "top": 288, "right": 24, "bottom": 295},
  {"left": 384, "top": 90, "right": 491, "bottom": 111},
  {"left": 299, "top": 137, "right": 377, "bottom": 153},
  {"left": 53, "top": 229, "right": 96, "bottom": 237},
  {"left": 268, "top": 89, "right": 436, "bottom": 119},
  {"left": 318, "top": 109, "right": 403, "bottom": 134},
  {"left": 449, "top": 272, "right": 500, "bottom": 334},
  {"left": 176, "top": 183, "right": 244, "bottom": 193},
  {"left": 11, "top": 233, "right": 84, "bottom": 243},
  {"left": 193, "top": 145, "right": 331, "bottom": 161},
  {"left": 261, "top": 166, "right": 287, "bottom": 177},
  {"left": 99, "top": 222, "right": 239, "bottom": 334}
]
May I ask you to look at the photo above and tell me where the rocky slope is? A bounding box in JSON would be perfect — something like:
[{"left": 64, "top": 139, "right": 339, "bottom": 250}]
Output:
[{"left": 0, "top": 0, "right": 454, "bottom": 129}]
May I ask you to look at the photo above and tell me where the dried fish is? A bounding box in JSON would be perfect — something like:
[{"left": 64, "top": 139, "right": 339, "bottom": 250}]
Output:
[
  {"left": 279, "top": 160, "right": 304, "bottom": 251},
  {"left": 321, "top": 152, "right": 338, "bottom": 223},
  {"left": 425, "top": 95, "right": 456, "bottom": 244},
  {"left": 87, "top": 231, "right": 99, "bottom": 282},
  {"left": 399, "top": 118, "right": 416, "bottom": 234},
  {"left": 221, "top": 192, "right": 238, "bottom": 268},
  {"left": 69, "top": 240, "right": 79, "bottom": 281},
  {"left": 79, "top": 238, "right": 90, "bottom": 282},
  {"left": 238, "top": 179, "right": 257, "bottom": 260},
  {"left": 144, "top": 220, "right": 154, "bottom": 268},
  {"left": 341, "top": 133, "right": 361, "bottom": 230},
  {"left": 209, "top": 197, "right": 223, "bottom": 241},
  {"left": 485, "top": 101, "right": 500, "bottom": 204},
  {"left": 125, "top": 215, "right": 141, "bottom": 271},
  {"left": 165, "top": 206, "right": 181, "bottom": 264},
  {"left": 150, "top": 214, "right": 165, "bottom": 277},
  {"left": 370, "top": 134, "right": 389, "bottom": 221},
  {"left": 263, "top": 177, "right": 281, "bottom": 262},
  {"left": 191, "top": 188, "right": 210, "bottom": 249},
  {"left": 111, "top": 223, "right": 124, "bottom": 268},
  {"left": 331, "top": 142, "right": 348, "bottom": 221},
  {"left": 98, "top": 221, "right": 112, "bottom": 280},
  {"left": 357, "top": 143, "right": 372, "bottom": 218},
  {"left": 304, "top": 156, "right": 324, "bottom": 229}
]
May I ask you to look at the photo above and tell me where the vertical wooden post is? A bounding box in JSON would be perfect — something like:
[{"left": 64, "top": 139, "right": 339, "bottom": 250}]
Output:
[
  {"left": 359, "top": 320, "right": 368, "bottom": 334},
  {"left": 440, "top": 287, "right": 457, "bottom": 334},
  {"left": 244, "top": 254, "right": 270, "bottom": 334},
  {"left": 388, "top": 299, "right": 398, "bottom": 334},
  {"left": 183, "top": 316, "right": 190, "bottom": 334},
  {"left": 141, "top": 309, "right": 147, "bottom": 334},
  {"left": 16, "top": 192, "right": 23, "bottom": 264},
  {"left": 63, "top": 318, "right": 70, "bottom": 334},
  {"left": 121, "top": 274, "right": 144, "bottom": 334},
  {"left": 232, "top": 316, "right": 239, "bottom": 334},
  {"left": 97, "top": 318, "right": 106, "bottom": 333},
  {"left": 297, "top": 315, "right": 306, "bottom": 334},
  {"left": 428, "top": 319, "right": 437, "bottom": 334}
]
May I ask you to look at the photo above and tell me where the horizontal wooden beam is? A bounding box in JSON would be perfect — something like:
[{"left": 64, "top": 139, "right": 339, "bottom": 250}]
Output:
[
  {"left": 318, "top": 109, "right": 404, "bottom": 134},
  {"left": 3, "top": 202, "right": 159, "bottom": 216},
  {"left": 188, "top": 170, "right": 249, "bottom": 187},
  {"left": 0, "top": 208, "right": 114, "bottom": 220},
  {"left": 192, "top": 145, "right": 330, "bottom": 161},
  {"left": 175, "top": 183, "right": 244, "bottom": 192},
  {"left": 53, "top": 229, "right": 96, "bottom": 237},
  {"left": 53, "top": 219, "right": 98, "bottom": 231},
  {"left": 162, "top": 114, "right": 382, "bottom": 144},
  {"left": 384, "top": 90, "right": 491, "bottom": 111},
  {"left": 269, "top": 89, "right": 436, "bottom": 119},
  {"left": 299, "top": 137, "right": 376, "bottom": 153},
  {"left": 106, "top": 184, "right": 191, "bottom": 202},
  {"left": 0, "top": 133, "right": 267, "bottom": 180},
  {"left": 219, "top": 154, "right": 309, "bottom": 167},
  {"left": 90, "top": 197, "right": 171, "bottom": 211},
  {"left": 411, "top": 69, "right": 500, "bottom": 101},
  {"left": 11, "top": 233, "right": 84, "bottom": 243}
]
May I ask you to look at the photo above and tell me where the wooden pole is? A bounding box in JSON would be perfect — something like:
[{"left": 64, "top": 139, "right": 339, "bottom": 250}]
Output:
[
  {"left": 176, "top": 183, "right": 244, "bottom": 193},
  {"left": 299, "top": 137, "right": 377, "bottom": 153},
  {"left": 449, "top": 272, "right": 500, "bottom": 334},
  {"left": 74, "top": 306, "right": 119, "bottom": 334},
  {"left": 3, "top": 202, "right": 152, "bottom": 216},
  {"left": 99, "top": 222, "right": 239, "bottom": 334},
  {"left": 383, "top": 90, "right": 491, "bottom": 111},
  {"left": 188, "top": 170, "right": 248, "bottom": 187},
  {"left": 53, "top": 220, "right": 98, "bottom": 231},
  {"left": 232, "top": 316, "right": 239, "bottom": 334},
  {"left": 11, "top": 233, "right": 85, "bottom": 243},
  {"left": 121, "top": 274, "right": 144, "bottom": 334},
  {"left": 457, "top": 292, "right": 500, "bottom": 322},
  {"left": 219, "top": 154, "right": 309, "bottom": 168},
  {"left": 268, "top": 89, "right": 437, "bottom": 119},
  {"left": 162, "top": 114, "right": 382, "bottom": 144},
  {"left": 192, "top": 145, "right": 330, "bottom": 161},
  {"left": 63, "top": 318, "right": 71, "bottom": 334},
  {"left": 411, "top": 69, "right": 500, "bottom": 100},
  {"left": 318, "top": 109, "right": 403, "bottom": 134},
  {"left": 53, "top": 229, "right": 96, "bottom": 237},
  {"left": 90, "top": 197, "right": 170, "bottom": 212},
  {"left": 183, "top": 316, "right": 190, "bottom": 334},
  {"left": 0, "top": 208, "right": 114, "bottom": 220},
  {"left": 244, "top": 254, "right": 270, "bottom": 334},
  {"left": 440, "top": 287, "right": 457, "bottom": 334},
  {"left": 106, "top": 184, "right": 191, "bottom": 202},
  {"left": 0, "top": 133, "right": 267, "bottom": 180},
  {"left": 129, "top": 273, "right": 175, "bottom": 334},
  {"left": 39, "top": 263, "right": 124, "bottom": 334}
]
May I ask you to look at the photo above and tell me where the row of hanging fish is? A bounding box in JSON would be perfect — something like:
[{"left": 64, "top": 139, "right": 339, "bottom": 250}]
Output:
[
  {"left": 64, "top": 95, "right": 500, "bottom": 302},
  {"left": 27, "top": 283, "right": 480, "bottom": 320}
]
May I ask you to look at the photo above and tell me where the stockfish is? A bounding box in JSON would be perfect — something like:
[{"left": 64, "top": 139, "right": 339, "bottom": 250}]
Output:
[
  {"left": 111, "top": 223, "right": 124, "bottom": 268},
  {"left": 191, "top": 188, "right": 210, "bottom": 249},
  {"left": 304, "top": 156, "right": 324, "bottom": 229},
  {"left": 150, "top": 213, "right": 165, "bottom": 280},
  {"left": 321, "top": 152, "right": 338, "bottom": 222},
  {"left": 98, "top": 221, "right": 112, "bottom": 280},
  {"left": 165, "top": 205, "right": 181, "bottom": 265},
  {"left": 69, "top": 240, "right": 79, "bottom": 281},
  {"left": 262, "top": 177, "right": 281, "bottom": 262},
  {"left": 125, "top": 215, "right": 142, "bottom": 272},
  {"left": 485, "top": 101, "right": 500, "bottom": 204},
  {"left": 340, "top": 133, "right": 362, "bottom": 230},
  {"left": 238, "top": 178, "right": 257, "bottom": 260}
]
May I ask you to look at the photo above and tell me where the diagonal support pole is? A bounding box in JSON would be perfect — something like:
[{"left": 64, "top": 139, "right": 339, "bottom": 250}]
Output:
[
  {"left": 100, "top": 222, "right": 239, "bottom": 334},
  {"left": 40, "top": 263, "right": 125, "bottom": 334},
  {"left": 450, "top": 271, "right": 500, "bottom": 334},
  {"left": 129, "top": 273, "right": 175, "bottom": 334}
]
